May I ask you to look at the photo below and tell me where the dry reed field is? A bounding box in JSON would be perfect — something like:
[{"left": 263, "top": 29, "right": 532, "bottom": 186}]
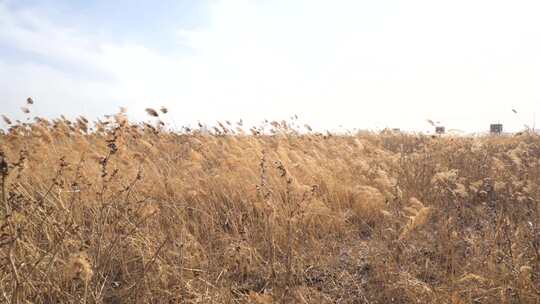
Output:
[{"left": 1, "top": 106, "right": 540, "bottom": 303}]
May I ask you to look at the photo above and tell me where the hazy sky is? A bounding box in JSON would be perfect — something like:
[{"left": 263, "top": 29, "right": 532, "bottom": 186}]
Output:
[{"left": 1, "top": 0, "right": 540, "bottom": 132}]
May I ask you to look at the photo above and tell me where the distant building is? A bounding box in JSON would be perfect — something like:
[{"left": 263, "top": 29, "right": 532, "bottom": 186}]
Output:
[
  {"left": 435, "top": 126, "right": 445, "bottom": 134},
  {"left": 490, "top": 124, "right": 503, "bottom": 135}
]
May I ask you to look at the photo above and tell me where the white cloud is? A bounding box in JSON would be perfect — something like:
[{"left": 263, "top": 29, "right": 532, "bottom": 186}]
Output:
[{"left": 1, "top": 0, "right": 540, "bottom": 132}]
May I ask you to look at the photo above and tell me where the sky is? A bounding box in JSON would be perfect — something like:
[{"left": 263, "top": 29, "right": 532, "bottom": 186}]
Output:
[{"left": 1, "top": 0, "right": 540, "bottom": 133}]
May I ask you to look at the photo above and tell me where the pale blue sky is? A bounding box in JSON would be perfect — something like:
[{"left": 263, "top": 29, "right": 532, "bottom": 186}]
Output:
[
  {"left": 2, "top": 0, "right": 208, "bottom": 49},
  {"left": 1, "top": 0, "right": 540, "bottom": 132}
]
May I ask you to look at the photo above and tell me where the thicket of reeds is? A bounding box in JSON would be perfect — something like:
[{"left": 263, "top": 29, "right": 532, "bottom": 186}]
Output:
[{"left": 1, "top": 105, "right": 540, "bottom": 303}]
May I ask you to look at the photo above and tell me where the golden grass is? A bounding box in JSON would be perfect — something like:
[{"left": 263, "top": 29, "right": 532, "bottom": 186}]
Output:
[{"left": 0, "top": 110, "right": 540, "bottom": 303}]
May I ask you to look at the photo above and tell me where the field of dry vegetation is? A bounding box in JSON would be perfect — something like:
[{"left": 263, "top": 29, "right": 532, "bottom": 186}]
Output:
[{"left": 1, "top": 107, "right": 540, "bottom": 303}]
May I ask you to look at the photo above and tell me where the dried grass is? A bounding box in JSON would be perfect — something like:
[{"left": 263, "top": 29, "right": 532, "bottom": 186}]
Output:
[{"left": 0, "top": 110, "right": 539, "bottom": 303}]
